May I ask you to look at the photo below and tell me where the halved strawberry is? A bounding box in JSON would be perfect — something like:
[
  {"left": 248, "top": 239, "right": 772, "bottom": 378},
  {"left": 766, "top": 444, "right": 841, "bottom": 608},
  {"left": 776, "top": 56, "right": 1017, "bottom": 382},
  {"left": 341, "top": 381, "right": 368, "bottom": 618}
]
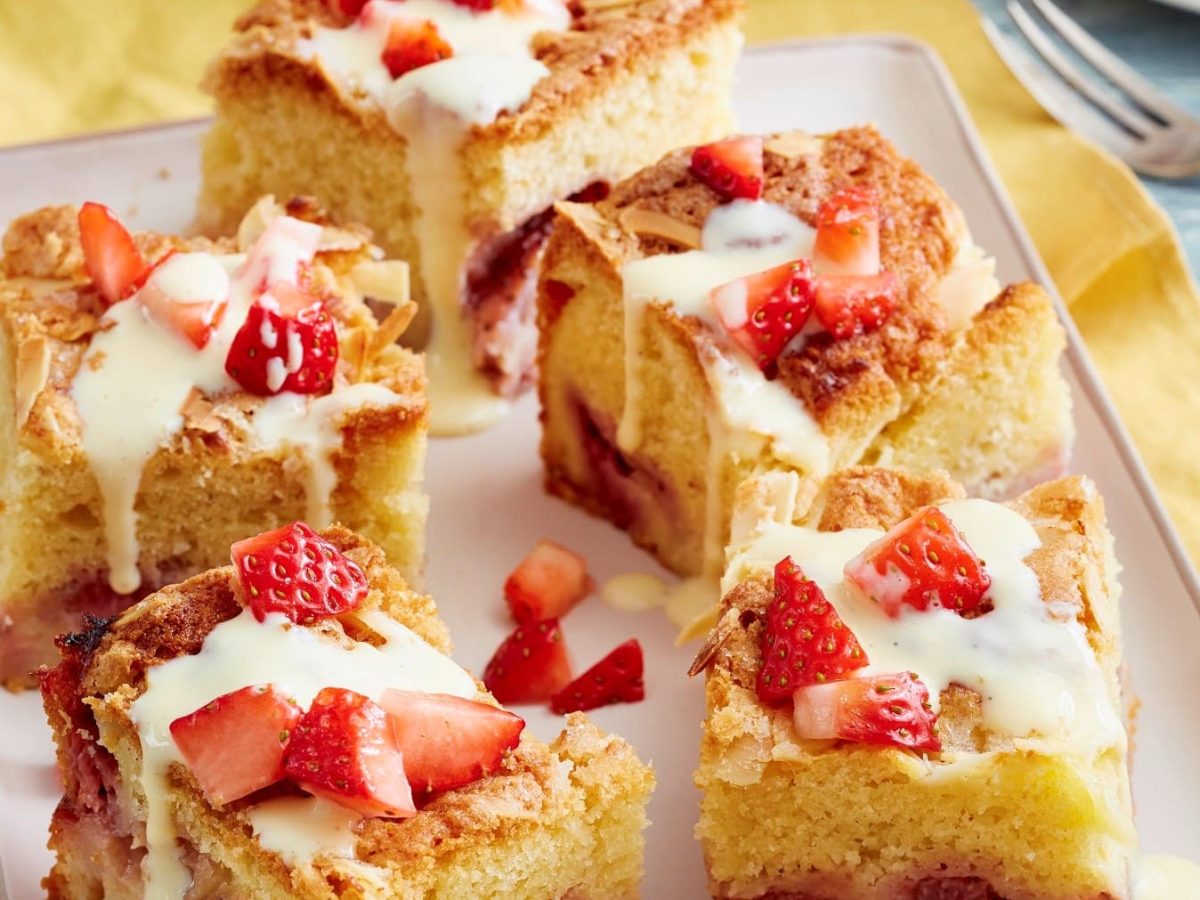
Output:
[
  {"left": 710, "top": 259, "right": 815, "bottom": 371},
  {"left": 482, "top": 619, "right": 573, "bottom": 705},
  {"left": 504, "top": 540, "right": 593, "bottom": 623},
  {"left": 225, "top": 282, "right": 338, "bottom": 395},
  {"left": 550, "top": 639, "right": 644, "bottom": 714},
  {"left": 285, "top": 688, "right": 415, "bottom": 818},
  {"left": 381, "top": 20, "right": 453, "bottom": 79},
  {"left": 137, "top": 252, "right": 229, "bottom": 349},
  {"left": 792, "top": 672, "right": 940, "bottom": 752},
  {"left": 812, "top": 186, "right": 882, "bottom": 277},
  {"left": 326, "top": 0, "right": 368, "bottom": 15},
  {"left": 813, "top": 272, "right": 898, "bottom": 340},
  {"left": 690, "top": 136, "right": 764, "bottom": 202},
  {"left": 844, "top": 506, "right": 991, "bottom": 619},
  {"left": 756, "top": 557, "right": 868, "bottom": 705},
  {"left": 230, "top": 522, "right": 368, "bottom": 624},
  {"left": 377, "top": 690, "right": 524, "bottom": 796},
  {"left": 169, "top": 684, "right": 301, "bottom": 806},
  {"left": 77, "top": 202, "right": 152, "bottom": 306}
]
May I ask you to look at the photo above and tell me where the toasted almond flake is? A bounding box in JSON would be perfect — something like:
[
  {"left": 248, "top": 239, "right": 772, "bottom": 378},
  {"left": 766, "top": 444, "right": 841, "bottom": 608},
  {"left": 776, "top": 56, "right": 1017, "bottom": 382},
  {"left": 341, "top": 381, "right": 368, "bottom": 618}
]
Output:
[
  {"left": 317, "top": 226, "right": 371, "bottom": 254},
  {"left": 340, "top": 327, "right": 369, "bottom": 383},
  {"left": 179, "top": 388, "right": 221, "bottom": 434},
  {"left": 578, "top": 0, "right": 637, "bottom": 9},
  {"left": 48, "top": 311, "right": 102, "bottom": 342},
  {"left": 618, "top": 208, "right": 702, "bottom": 250},
  {"left": 15, "top": 336, "right": 51, "bottom": 428},
  {"left": 367, "top": 302, "right": 417, "bottom": 363},
  {"left": 350, "top": 260, "right": 410, "bottom": 306},
  {"left": 687, "top": 607, "right": 742, "bottom": 677},
  {"left": 765, "top": 132, "right": 824, "bottom": 160}
]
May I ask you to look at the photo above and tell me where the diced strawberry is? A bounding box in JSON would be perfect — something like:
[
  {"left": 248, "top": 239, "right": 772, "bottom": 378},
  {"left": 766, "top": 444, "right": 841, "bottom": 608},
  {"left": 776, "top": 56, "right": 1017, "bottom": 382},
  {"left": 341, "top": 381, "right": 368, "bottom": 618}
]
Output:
[
  {"left": 844, "top": 506, "right": 992, "bottom": 618},
  {"left": 240, "top": 215, "right": 323, "bottom": 294},
  {"left": 550, "top": 639, "right": 644, "bottom": 714},
  {"left": 285, "top": 688, "right": 415, "bottom": 818},
  {"left": 377, "top": 690, "right": 524, "bottom": 796},
  {"left": 812, "top": 186, "right": 882, "bottom": 277},
  {"left": 230, "top": 522, "right": 368, "bottom": 625},
  {"left": 224, "top": 282, "right": 338, "bottom": 395},
  {"left": 690, "top": 136, "right": 764, "bottom": 202},
  {"left": 756, "top": 557, "right": 868, "bottom": 705},
  {"left": 77, "top": 202, "right": 152, "bottom": 306},
  {"left": 813, "top": 272, "right": 898, "bottom": 340},
  {"left": 792, "top": 672, "right": 940, "bottom": 752},
  {"left": 137, "top": 252, "right": 228, "bottom": 349},
  {"left": 449, "top": 0, "right": 496, "bottom": 9},
  {"left": 381, "top": 20, "right": 453, "bottom": 79},
  {"left": 710, "top": 259, "right": 815, "bottom": 371},
  {"left": 169, "top": 684, "right": 301, "bottom": 806},
  {"left": 482, "top": 619, "right": 573, "bottom": 705},
  {"left": 326, "top": 0, "right": 368, "bottom": 15},
  {"left": 504, "top": 540, "right": 593, "bottom": 623}
]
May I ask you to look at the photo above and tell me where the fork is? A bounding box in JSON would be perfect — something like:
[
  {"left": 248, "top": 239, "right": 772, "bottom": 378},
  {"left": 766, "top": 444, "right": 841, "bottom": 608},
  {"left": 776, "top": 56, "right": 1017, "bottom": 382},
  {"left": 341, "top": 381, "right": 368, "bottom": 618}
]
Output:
[{"left": 982, "top": 0, "right": 1200, "bottom": 179}]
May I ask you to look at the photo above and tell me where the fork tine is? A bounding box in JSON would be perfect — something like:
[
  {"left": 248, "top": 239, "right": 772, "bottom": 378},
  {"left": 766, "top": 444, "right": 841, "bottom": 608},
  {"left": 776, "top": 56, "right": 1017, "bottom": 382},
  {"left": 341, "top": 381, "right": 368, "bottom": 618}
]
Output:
[
  {"left": 1006, "top": 2, "right": 1154, "bottom": 137},
  {"left": 1028, "top": 0, "right": 1193, "bottom": 125}
]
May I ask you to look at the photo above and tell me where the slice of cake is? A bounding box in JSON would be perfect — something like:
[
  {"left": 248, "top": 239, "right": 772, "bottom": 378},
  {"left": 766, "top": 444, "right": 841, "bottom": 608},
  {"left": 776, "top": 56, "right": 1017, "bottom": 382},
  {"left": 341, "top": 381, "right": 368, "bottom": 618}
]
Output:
[
  {"left": 0, "top": 197, "right": 426, "bottom": 688},
  {"left": 40, "top": 523, "right": 654, "bottom": 898},
  {"left": 537, "top": 127, "right": 1074, "bottom": 577},
  {"left": 199, "top": 0, "right": 743, "bottom": 434},
  {"left": 691, "top": 467, "right": 1133, "bottom": 898}
]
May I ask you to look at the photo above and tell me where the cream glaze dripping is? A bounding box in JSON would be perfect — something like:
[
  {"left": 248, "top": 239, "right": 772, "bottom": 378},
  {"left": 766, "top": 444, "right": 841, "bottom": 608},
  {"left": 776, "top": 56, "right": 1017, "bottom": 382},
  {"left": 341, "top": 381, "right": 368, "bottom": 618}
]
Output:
[{"left": 129, "top": 608, "right": 478, "bottom": 898}]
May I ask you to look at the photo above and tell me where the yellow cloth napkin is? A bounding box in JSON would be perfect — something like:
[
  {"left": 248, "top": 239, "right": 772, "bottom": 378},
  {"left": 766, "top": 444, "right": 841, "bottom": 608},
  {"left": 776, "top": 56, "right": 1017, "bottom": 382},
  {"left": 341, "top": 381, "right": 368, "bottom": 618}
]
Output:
[{"left": 1, "top": 0, "right": 1198, "bottom": 565}]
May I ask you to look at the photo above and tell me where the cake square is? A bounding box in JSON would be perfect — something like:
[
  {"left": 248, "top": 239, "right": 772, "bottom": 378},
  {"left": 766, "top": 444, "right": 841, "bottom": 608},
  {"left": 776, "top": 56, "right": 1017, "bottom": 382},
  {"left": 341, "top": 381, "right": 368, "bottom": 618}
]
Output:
[
  {"left": 40, "top": 524, "right": 654, "bottom": 898},
  {"left": 537, "top": 126, "right": 1075, "bottom": 578},
  {"left": 0, "top": 197, "right": 427, "bottom": 687},
  {"left": 198, "top": 0, "right": 744, "bottom": 433},
  {"left": 691, "top": 467, "right": 1133, "bottom": 898}
]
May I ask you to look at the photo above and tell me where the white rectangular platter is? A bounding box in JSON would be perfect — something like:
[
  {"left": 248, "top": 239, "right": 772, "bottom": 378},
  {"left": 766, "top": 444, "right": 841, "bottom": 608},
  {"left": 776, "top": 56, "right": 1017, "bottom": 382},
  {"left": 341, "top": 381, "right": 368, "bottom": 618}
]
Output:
[{"left": 2, "top": 36, "right": 1199, "bottom": 899}]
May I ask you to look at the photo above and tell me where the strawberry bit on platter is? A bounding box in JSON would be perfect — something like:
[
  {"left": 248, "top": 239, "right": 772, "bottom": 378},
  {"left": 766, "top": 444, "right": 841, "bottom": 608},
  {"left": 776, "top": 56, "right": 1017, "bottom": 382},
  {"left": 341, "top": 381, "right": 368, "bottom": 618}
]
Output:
[
  {"left": 505, "top": 539, "right": 594, "bottom": 623},
  {"left": 551, "top": 639, "right": 644, "bottom": 714},
  {"left": 483, "top": 618, "right": 574, "bottom": 705},
  {"left": 690, "top": 136, "right": 765, "bottom": 202}
]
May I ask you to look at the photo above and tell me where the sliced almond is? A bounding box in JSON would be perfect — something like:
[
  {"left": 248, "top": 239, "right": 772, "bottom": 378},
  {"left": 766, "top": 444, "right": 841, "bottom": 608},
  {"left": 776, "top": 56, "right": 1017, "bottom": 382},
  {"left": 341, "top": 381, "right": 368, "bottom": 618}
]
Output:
[
  {"left": 765, "top": 132, "right": 824, "bottom": 160},
  {"left": 687, "top": 607, "right": 742, "bottom": 677},
  {"left": 179, "top": 387, "right": 221, "bottom": 434},
  {"left": 578, "top": 0, "right": 637, "bottom": 9},
  {"left": 15, "top": 335, "right": 51, "bottom": 428},
  {"left": 366, "top": 302, "right": 417, "bottom": 363},
  {"left": 618, "top": 207, "right": 702, "bottom": 250},
  {"left": 350, "top": 260, "right": 410, "bottom": 306},
  {"left": 340, "top": 326, "right": 369, "bottom": 383}
]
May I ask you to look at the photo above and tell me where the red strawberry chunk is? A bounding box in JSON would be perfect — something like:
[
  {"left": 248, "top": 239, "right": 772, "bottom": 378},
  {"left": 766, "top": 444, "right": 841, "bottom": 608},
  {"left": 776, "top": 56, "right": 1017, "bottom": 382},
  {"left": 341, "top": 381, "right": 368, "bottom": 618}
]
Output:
[
  {"left": 792, "top": 672, "right": 940, "bottom": 752},
  {"left": 378, "top": 690, "right": 524, "bottom": 796},
  {"left": 449, "top": 0, "right": 496, "bottom": 9},
  {"left": 550, "top": 639, "right": 644, "bottom": 714},
  {"left": 813, "top": 272, "right": 898, "bottom": 340},
  {"left": 225, "top": 282, "right": 339, "bottom": 396},
  {"left": 169, "top": 685, "right": 301, "bottom": 806},
  {"left": 381, "top": 20, "right": 453, "bottom": 79},
  {"left": 230, "top": 522, "right": 368, "bottom": 625},
  {"left": 327, "top": 0, "right": 368, "bottom": 15},
  {"left": 77, "top": 202, "right": 152, "bottom": 306},
  {"left": 240, "top": 215, "right": 322, "bottom": 294},
  {"left": 285, "top": 688, "right": 415, "bottom": 818},
  {"left": 138, "top": 252, "right": 229, "bottom": 349},
  {"left": 845, "top": 506, "right": 992, "bottom": 618},
  {"left": 812, "top": 186, "right": 882, "bottom": 277},
  {"left": 756, "top": 557, "right": 868, "bottom": 705},
  {"left": 482, "top": 619, "right": 573, "bottom": 705},
  {"left": 690, "top": 136, "right": 764, "bottom": 202},
  {"left": 710, "top": 259, "right": 815, "bottom": 371},
  {"left": 504, "top": 540, "right": 593, "bottom": 623}
]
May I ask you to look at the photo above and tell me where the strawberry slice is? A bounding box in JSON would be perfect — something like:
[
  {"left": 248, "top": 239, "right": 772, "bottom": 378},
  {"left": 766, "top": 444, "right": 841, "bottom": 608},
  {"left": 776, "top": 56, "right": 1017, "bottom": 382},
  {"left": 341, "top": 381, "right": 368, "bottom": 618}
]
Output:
[
  {"left": 137, "top": 252, "right": 229, "bottom": 349},
  {"left": 844, "top": 506, "right": 992, "bottom": 619},
  {"left": 230, "top": 522, "right": 368, "bottom": 625},
  {"left": 225, "top": 282, "right": 339, "bottom": 395},
  {"left": 690, "top": 136, "right": 764, "bottom": 202},
  {"left": 326, "top": 0, "right": 368, "bottom": 15},
  {"left": 504, "top": 540, "right": 594, "bottom": 623},
  {"left": 377, "top": 689, "right": 524, "bottom": 796},
  {"left": 240, "top": 215, "right": 322, "bottom": 293},
  {"left": 77, "top": 202, "right": 152, "bottom": 306},
  {"left": 812, "top": 186, "right": 882, "bottom": 277},
  {"left": 792, "top": 672, "right": 940, "bottom": 752},
  {"left": 482, "top": 619, "right": 573, "bottom": 705},
  {"left": 169, "top": 684, "right": 301, "bottom": 806},
  {"left": 550, "top": 639, "right": 644, "bottom": 714},
  {"left": 449, "top": 0, "right": 496, "bottom": 8},
  {"left": 285, "top": 688, "right": 415, "bottom": 818},
  {"left": 756, "top": 557, "right": 868, "bottom": 705},
  {"left": 813, "top": 272, "right": 898, "bottom": 340},
  {"left": 381, "top": 20, "right": 453, "bottom": 79},
  {"left": 710, "top": 259, "right": 815, "bottom": 371}
]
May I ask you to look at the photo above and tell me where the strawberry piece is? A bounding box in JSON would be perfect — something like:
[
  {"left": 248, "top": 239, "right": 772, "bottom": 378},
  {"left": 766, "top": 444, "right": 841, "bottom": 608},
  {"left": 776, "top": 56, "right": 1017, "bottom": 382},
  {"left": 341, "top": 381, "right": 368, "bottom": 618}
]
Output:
[
  {"left": 241, "top": 216, "right": 322, "bottom": 293},
  {"left": 381, "top": 20, "right": 453, "bottom": 79},
  {"left": 285, "top": 688, "right": 415, "bottom": 818},
  {"left": 449, "top": 0, "right": 496, "bottom": 8},
  {"left": 690, "top": 136, "right": 764, "bottom": 201},
  {"left": 482, "top": 619, "right": 573, "bottom": 705},
  {"left": 550, "top": 639, "right": 644, "bottom": 714},
  {"left": 138, "top": 252, "right": 228, "bottom": 349},
  {"left": 169, "top": 685, "right": 301, "bottom": 806},
  {"left": 844, "top": 506, "right": 992, "bottom": 618},
  {"left": 77, "top": 202, "right": 152, "bottom": 306},
  {"left": 812, "top": 186, "right": 882, "bottom": 277},
  {"left": 504, "top": 540, "right": 593, "bottom": 623},
  {"left": 326, "top": 0, "right": 368, "bottom": 15},
  {"left": 813, "top": 272, "right": 898, "bottom": 340},
  {"left": 710, "top": 259, "right": 815, "bottom": 371},
  {"left": 378, "top": 690, "right": 524, "bottom": 796},
  {"left": 792, "top": 672, "right": 940, "bottom": 752},
  {"left": 230, "top": 522, "right": 368, "bottom": 625},
  {"left": 756, "top": 557, "right": 868, "bottom": 705},
  {"left": 225, "top": 282, "right": 338, "bottom": 396}
]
